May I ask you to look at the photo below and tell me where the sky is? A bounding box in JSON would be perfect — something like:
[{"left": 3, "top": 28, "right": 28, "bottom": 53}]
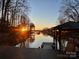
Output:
[{"left": 29, "top": 0, "right": 62, "bottom": 30}]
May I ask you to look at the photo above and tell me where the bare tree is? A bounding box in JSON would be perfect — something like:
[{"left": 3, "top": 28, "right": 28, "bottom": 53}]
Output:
[
  {"left": 11, "top": 0, "right": 29, "bottom": 26},
  {"left": 0, "top": 0, "right": 29, "bottom": 33},
  {"left": 59, "top": 0, "right": 79, "bottom": 23},
  {"left": 0, "top": 0, "right": 29, "bottom": 26}
]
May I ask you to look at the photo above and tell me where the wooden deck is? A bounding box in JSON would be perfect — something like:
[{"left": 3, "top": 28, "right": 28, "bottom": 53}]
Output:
[{"left": 0, "top": 47, "right": 78, "bottom": 59}]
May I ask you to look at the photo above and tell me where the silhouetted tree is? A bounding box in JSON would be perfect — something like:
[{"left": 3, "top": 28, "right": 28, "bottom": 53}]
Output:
[
  {"left": 0, "top": 0, "right": 29, "bottom": 26},
  {"left": 0, "top": 0, "right": 29, "bottom": 46},
  {"left": 59, "top": 0, "right": 79, "bottom": 23},
  {"left": 10, "top": 0, "right": 29, "bottom": 26}
]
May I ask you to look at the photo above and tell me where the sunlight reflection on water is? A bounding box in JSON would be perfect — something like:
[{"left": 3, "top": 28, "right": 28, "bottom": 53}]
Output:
[{"left": 29, "top": 34, "right": 53, "bottom": 48}]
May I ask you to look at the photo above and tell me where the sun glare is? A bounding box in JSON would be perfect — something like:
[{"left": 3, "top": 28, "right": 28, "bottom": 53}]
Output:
[{"left": 21, "top": 28, "right": 26, "bottom": 32}]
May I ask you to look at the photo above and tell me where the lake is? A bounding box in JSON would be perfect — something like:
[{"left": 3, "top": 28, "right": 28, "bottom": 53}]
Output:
[
  {"left": 29, "top": 34, "right": 53, "bottom": 48},
  {"left": 16, "top": 33, "right": 53, "bottom": 48}
]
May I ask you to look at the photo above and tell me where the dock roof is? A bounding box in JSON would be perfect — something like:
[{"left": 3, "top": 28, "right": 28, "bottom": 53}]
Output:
[{"left": 54, "top": 21, "right": 79, "bottom": 30}]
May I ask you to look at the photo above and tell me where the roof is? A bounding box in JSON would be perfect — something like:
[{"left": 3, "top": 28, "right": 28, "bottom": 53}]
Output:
[{"left": 54, "top": 21, "right": 79, "bottom": 30}]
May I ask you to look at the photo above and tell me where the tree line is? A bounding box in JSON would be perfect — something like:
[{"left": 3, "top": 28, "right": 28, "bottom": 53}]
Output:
[{"left": 0, "top": 0, "right": 29, "bottom": 26}]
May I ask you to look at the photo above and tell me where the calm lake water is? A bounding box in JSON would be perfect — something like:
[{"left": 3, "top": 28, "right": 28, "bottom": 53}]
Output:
[
  {"left": 16, "top": 33, "right": 53, "bottom": 48},
  {"left": 29, "top": 34, "right": 53, "bottom": 48}
]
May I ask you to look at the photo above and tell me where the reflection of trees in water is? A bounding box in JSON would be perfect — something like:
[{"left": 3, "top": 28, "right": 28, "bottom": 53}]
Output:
[
  {"left": 29, "top": 23, "right": 35, "bottom": 43},
  {"left": 29, "top": 34, "right": 35, "bottom": 43},
  {"left": 19, "top": 23, "right": 35, "bottom": 48},
  {"left": 19, "top": 32, "right": 35, "bottom": 48}
]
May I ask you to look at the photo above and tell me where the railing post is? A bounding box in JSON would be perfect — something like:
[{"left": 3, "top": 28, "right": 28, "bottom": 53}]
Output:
[{"left": 58, "top": 29, "right": 62, "bottom": 50}]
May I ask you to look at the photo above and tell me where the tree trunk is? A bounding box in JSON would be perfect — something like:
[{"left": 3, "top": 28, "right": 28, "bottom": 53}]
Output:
[{"left": 1, "top": 0, "right": 5, "bottom": 21}]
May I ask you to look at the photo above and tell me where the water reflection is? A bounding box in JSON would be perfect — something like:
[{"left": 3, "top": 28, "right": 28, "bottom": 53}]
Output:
[
  {"left": 16, "top": 32, "right": 53, "bottom": 48},
  {"left": 29, "top": 33, "right": 53, "bottom": 48}
]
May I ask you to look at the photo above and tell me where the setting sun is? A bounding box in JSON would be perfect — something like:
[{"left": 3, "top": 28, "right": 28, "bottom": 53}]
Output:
[
  {"left": 21, "top": 27, "right": 27, "bottom": 32},
  {"left": 21, "top": 28, "right": 25, "bottom": 32}
]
